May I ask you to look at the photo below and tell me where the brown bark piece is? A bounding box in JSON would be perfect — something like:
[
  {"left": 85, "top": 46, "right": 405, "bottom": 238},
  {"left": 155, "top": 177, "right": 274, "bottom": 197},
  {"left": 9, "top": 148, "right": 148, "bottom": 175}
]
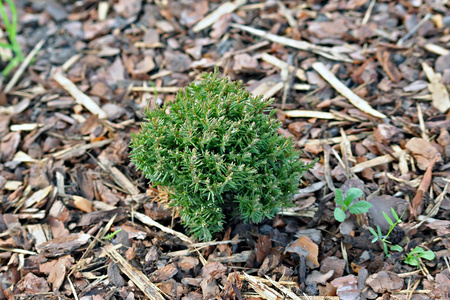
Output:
[
  {"left": 37, "top": 233, "right": 91, "bottom": 257},
  {"left": 47, "top": 255, "right": 73, "bottom": 291},
  {"left": 320, "top": 256, "right": 346, "bottom": 279},
  {"left": 365, "top": 271, "right": 404, "bottom": 293},
  {"left": 149, "top": 263, "right": 178, "bottom": 283},
  {"left": 78, "top": 208, "right": 127, "bottom": 226}
]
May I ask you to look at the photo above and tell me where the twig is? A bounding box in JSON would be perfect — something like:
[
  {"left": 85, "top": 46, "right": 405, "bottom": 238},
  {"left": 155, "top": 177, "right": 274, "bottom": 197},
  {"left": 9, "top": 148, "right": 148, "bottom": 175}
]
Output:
[
  {"left": 284, "top": 110, "right": 336, "bottom": 119},
  {"left": 255, "top": 81, "right": 284, "bottom": 101},
  {"left": 217, "top": 41, "right": 270, "bottom": 66},
  {"left": 299, "top": 133, "right": 369, "bottom": 147},
  {"left": 397, "top": 13, "right": 432, "bottom": 46},
  {"left": 53, "top": 72, "right": 108, "bottom": 119},
  {"left": 351, "top": 150, "right": 406, "bottom": 173},
  {"left": 133, "top": 211, "right": 194, "bottom": 244},
  {"left": 312, "top": 62, "right": 387, "bottom": 118},
  {"left": 362, "top": 0, "right": 376, "bottom": 25},
  {"left": 261, "top": 53, "right": 306, "bottom": 81},
  {"left": 188, "top": 239, "right": 244, "bottom": 248},
  {"left": 103, "top": 244, "right": 165, "bottom": 300},
  {"left": 416, "top": 103, "right": 428, "bottom": 140},
  {"left": 67, "top": 276, "right": 79, "bottom": 300},
  {"left": 323, "top": 144, "right": 335, "bottom": 192},
  {"left": 242, "top": 272, "right": 282, "bottom": 300},
  {"left": 294, "top": 181, "right": 326, "bottom": 199},
  {"left": 131, "top": 86, "right": 181, "bottom": 93},
  {"left": 277, "top": 1, "right": 296, "bottom": 28},
  {"left": 423, "top": 43, "right": 449, "bottom": 56},
  {"left": 232, "top": 24, "right": 353, "bottom": 62},
  {"left": 4, "top": 39, "right": 45, "bottom": 93},
  {"left": 280, "top": 54, "right": 295, "bottom": 110}
]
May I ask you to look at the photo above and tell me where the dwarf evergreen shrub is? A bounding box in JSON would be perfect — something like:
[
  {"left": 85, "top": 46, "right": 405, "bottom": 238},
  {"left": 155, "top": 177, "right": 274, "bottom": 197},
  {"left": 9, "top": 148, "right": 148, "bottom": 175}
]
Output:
[{"left": 130, "top": 71, "right": 315, "bottom": 241}]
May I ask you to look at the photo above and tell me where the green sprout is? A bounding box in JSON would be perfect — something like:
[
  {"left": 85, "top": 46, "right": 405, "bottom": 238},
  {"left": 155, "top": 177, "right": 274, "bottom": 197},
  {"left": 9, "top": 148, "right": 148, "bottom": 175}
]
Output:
[
  {"left": 103, "top": 228, "right": 123, "bottom": 241},
  {"left": 333, "top": 188, "right": 372, "bottom": 222},
  {"left": 404, "top": 246, "right": 435, "bottom": 267},
  {"left": 0, "top": 0, "right": 24, "bottom": 77},
  {"left": 368, "top": 207, "right": 404, "bottom": 257}
]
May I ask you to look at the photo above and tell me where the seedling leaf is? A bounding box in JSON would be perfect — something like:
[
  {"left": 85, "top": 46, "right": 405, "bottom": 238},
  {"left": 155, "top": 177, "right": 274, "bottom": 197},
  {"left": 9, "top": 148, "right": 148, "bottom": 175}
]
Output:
[
  {"left": 383, "top": 243, "right": 389, "bottom": 256},
  {"left": 345, "top": 188, "right": 363, "bottom": 206},
  {"left": 410, "top": 246, "right": 424, "bottom": 255},
  {"left": 390, "top": 207, "right": 400, "bottom": 221},
  {"left": 420, "top": 250, "right": 435, "bottom": 261},
  {"left": 390, "top": 245, "right": 403, "bottom": 252},
  {"left": 334, "top": 207, "right": 346, "bottom": 222},
  {"left": 382, "top": 211, "right": 395, "bottom": 227},
  {"left": 349, "top": 201, "right": 372, "bottom": 214},
  {"left": 405, "top": 256, "right": 420, "bottom": 266},
  {"left": 335, "top": 189, "right": 344, "bottom": 207},
  {"left": 369, "top": 227, "right": 378, "bottom": 238}
]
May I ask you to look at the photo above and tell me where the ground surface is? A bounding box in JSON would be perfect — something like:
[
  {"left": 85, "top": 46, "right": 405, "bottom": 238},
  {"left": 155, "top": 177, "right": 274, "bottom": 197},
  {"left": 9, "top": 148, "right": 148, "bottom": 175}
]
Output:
[{"left": 0, "top": 0, "right": 449, "bottom": 299}]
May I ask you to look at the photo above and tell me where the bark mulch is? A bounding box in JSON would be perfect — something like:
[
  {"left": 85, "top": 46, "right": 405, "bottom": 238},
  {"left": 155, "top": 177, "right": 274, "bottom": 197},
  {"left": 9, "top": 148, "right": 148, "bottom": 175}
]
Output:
[{"left": 0, "top": 0, "right": 449, "bottom": 299}]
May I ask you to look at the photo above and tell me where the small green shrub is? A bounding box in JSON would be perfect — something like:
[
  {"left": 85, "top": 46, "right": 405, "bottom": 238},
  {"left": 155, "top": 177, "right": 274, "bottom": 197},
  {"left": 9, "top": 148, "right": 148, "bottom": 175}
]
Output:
[
  {"left": 333, "top": 188, "right": 372, "bottom": 222},
  {"left": 131, "top": 71, "right": 315, "bottom": 240}
]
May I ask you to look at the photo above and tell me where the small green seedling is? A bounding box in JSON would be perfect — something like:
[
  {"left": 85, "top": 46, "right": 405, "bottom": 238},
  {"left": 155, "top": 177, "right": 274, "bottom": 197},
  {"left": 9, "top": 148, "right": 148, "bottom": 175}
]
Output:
[
  {"left": 369, "top": 207, "right": 404, "bottom": 257},
  {"left": 334, "top": 188, "right": 372, "bottom": 222},
  {"left": 405, "top": 246, "right": 435, "bottom": 267},
  {"left": 0, "top": 0, "right": 24, "bottom": 77},
  {"left": 103, "top": 228, "right": 122, "bottom": 241}
]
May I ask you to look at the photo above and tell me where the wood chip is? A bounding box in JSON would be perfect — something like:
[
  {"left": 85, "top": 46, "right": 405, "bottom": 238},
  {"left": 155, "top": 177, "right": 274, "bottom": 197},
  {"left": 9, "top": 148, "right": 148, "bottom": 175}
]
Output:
[
  {"left": 251, "top": 80, "right": 284, "bottom": 101},
  {"left": 73, "top": 195, "right": 94, "bottom": 213},
  {"left": 24, "top": 186, "right": 54, "bottom": 209},
  {"left": 50, "top": 139, "right": 112, "bottom": 160},
  {"left": 98, "top": 156, "right": 140, "bottom": 196}
]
